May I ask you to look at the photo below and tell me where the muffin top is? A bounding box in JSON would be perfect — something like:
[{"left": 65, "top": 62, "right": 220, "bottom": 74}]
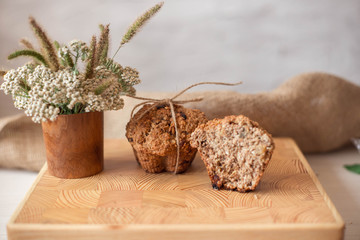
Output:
[{"left": 126, "top": 103, "right": 208, "bottom": 156}]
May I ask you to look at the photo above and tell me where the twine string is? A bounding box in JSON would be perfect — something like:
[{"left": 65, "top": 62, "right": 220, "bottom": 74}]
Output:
[
  {"left": 127, "top": 81, "right": 242, "bottom": 174},
  {"left": 168, "top": 101, "right": 180, "bottom": 173}
]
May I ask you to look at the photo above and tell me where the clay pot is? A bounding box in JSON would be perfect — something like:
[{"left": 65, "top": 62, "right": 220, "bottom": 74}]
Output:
[{"left": 42, "top": 111, "right": 104, "bottom": 179}]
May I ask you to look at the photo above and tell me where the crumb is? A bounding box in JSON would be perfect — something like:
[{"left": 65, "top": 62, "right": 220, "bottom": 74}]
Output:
[{"left": 190, "top": 115, "right": 274, "bottom": 192}]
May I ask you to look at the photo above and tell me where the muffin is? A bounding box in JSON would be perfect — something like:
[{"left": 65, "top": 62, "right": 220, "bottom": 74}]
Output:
[
  {"left": 190, "top": 115, "right": 274, "bottom": 192},
  {"left": 126, "top": 103, "right": 208, "bottom": 173}
]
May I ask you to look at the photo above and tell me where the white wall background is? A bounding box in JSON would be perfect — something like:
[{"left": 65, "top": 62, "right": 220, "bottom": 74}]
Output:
[{"left": 1, "top": 0, "right": 359, "bottom": 117}]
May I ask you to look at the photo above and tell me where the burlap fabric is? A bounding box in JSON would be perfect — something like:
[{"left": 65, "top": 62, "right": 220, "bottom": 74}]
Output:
[
  {"left": 0, "top": 114, "right": 45, "bottom": 171},
  {"left": 1, "top": 72, "right": 359, "bottom": 171},
  {"left": 187, "top": 72, "right": 360, "bottom": 152}
]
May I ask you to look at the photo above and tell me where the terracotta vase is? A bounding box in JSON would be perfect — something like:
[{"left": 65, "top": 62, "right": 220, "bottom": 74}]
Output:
[{"left": 42, "top": 111, "right": 104, "bottom": 179}]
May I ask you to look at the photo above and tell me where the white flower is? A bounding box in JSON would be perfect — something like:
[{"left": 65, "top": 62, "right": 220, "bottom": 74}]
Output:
[
  {"left": 1, "top": 43, "right": 140, "bottom": 123},
  {"left": 58, "top": 46, "right": 70, "bottom": 58}
]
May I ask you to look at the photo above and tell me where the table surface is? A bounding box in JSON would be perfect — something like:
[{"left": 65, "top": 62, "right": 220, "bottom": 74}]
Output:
[{"left": 1, "top": 139, "right": 359, "bottom": 240}]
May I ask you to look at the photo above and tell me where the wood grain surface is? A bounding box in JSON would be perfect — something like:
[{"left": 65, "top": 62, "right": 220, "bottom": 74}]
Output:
[
  {"left": 7, "top": 138, "right": 344, "bottom": 240},
  {"left": 41, "top": 111, "right": 104, "bottom": 179}
]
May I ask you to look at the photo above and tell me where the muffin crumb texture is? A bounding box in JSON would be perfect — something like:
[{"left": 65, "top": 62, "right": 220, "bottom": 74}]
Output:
[
  {"left": 190, "top": 115, "right": 274, "bottom": 192},
  {"left": 126, "top": 103, "right": 208, "bottom": 173}
]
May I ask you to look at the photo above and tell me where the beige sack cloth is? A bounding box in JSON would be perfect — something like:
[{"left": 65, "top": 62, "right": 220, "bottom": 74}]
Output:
[
  {"left": 187, "top": 72, "right": 360, "bottom": 152},
  {"left": 1, "top": 72, "right": 359, "bottom": 171},
  {"left": 0, "top": 114, "right": 45, "bottom": 171},
  {"left": 108, "top": 72, "right": 360, "bottom": 153}
]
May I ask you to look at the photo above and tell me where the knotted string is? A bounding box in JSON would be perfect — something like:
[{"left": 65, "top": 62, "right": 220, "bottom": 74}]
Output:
[{"left": 127, "top": 81, "right": 242, "bottom": 174}]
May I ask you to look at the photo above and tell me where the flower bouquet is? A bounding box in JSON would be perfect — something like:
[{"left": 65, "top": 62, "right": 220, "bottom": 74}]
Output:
[{"left": 0, "top": 2, "right": 163, "bottom": 178}]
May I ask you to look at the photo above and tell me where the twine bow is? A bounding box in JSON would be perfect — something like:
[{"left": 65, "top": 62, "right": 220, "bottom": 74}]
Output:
[{"left": 127, "top": 81, "right": 242, "bottom": 174}]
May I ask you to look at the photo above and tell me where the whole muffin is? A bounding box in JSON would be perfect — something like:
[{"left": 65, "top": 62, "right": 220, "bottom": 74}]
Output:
[
  {"left": 190, "top": 115, "right": 274, "bottom": 192},
  {"left": 126, "top": 103, "right": 208, "bottom": 173}
]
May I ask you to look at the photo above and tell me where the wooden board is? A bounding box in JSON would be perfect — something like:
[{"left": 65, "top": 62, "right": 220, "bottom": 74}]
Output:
[{"left": 7, "top": 138, "right": 344, "bottom": 240}]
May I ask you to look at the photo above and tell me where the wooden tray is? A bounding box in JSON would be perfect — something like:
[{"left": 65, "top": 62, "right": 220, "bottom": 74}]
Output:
[{"left": 7, "top": 138, "right": 344, "bottom": 240}]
